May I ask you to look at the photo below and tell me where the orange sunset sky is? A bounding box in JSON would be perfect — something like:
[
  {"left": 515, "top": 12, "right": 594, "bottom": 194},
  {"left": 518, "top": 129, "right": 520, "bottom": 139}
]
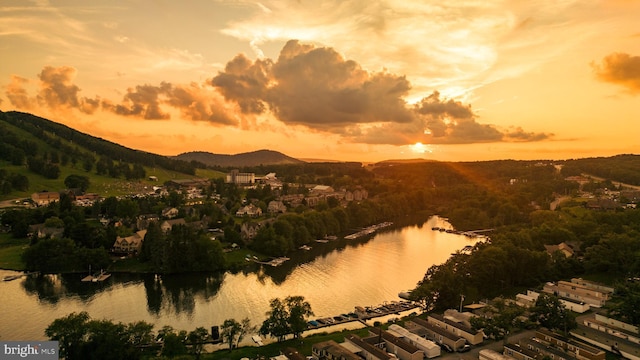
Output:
[{"left": 1, "top": 0, "right": 639, "bottom": 163}]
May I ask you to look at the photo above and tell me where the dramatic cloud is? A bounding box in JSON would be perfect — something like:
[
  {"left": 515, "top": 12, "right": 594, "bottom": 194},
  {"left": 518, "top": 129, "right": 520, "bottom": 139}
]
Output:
[
  {"left": 165, "top": 83, "right": 238, "bottom": 125},
  {"left": 213, "top": 40, "right": 415, "bottom": 132},
  {"left": 102, "top": 82, "right": 239, "bottom": 125},
  {"left": 37, "top": 66, "right": 99, "bottom": 114},
  {"left": 213, "top": 41, "right": 550, "bottom": 144},
  {"left": 102, "top": 83, "right": 172, "bottom": 120},
  {"left": 5, "top": 75, "right": 35, "bottom": 109},
  {"left": 4, "top": 42, "right": 550, "bottom": 146},
  {"left": 592, "top": 52, "right": 640, "bottom": 93}
]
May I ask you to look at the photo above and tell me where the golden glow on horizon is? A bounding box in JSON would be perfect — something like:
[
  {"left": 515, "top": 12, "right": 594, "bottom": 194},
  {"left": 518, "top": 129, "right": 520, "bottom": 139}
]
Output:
[
  {"left": 0, "top": 0, "right": 639, "bottom": 162},
  {"left": 410, "top": 142, "right": 431, "bottom": 155}
]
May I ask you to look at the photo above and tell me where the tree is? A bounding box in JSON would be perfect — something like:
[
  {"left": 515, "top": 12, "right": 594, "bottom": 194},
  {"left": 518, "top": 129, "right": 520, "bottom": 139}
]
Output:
[
  {"left": 158, "top": 326, "right": 187, "bottom": 358},
  {"left": 64, "top": 174, "right": 91, "bottom": 192},
  {"left": 530, "top": 293, "right": 575, "bottom": 333},
  {"left": 260, "top": 298, "right": 291, "bottom": 342},
  {"left": 45, "top": 311, "right": 90, "bottom": 360},
  {"left": 221, "top": 318, "right": 242, "bottom": 350},
  {"left": 235, "top": 317, "right": 255, "bottom": 349},
  {"left": 187, "top": 327, "right": 209, "bottom": 359},
  {"left": 608, "top": 281, "right": 640, "bottom": 327},
  {"left": 260, "top": 296, "right": 313, "bottom": 342},
  {"left": 286, "top": 296, "right": 314, "bottom": 338}
]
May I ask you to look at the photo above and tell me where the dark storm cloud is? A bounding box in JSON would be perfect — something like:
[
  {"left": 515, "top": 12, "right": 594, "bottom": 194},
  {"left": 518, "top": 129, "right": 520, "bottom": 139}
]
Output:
[
  {"left": 592, "top": 52, "right": 640, "bottom": 93},
  {"left": 37, "top": 66, "right": 99, "bottom": 114}
]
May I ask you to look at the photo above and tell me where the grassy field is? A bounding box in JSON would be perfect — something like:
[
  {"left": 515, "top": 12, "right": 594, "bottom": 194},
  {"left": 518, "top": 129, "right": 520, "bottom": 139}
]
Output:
[
  {"left": 0, "top": 233, "right": 28, "bottom": 270},
  {"left": 0, "top": 160, "right": 226, "bottom": 202},
  {"left": 204, "top": 327, "right": 371, "bottom": 360}
]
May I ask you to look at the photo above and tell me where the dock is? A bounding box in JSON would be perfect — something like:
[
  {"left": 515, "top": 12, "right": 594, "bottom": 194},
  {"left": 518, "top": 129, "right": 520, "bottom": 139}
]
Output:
[
  {"left": 82, "top": 270, "right": 111, "bottom": 282},
  {"left": 249, "top": 256, "right": 290, "bottom": 267},
  {"left": 344, "top": 222, "right": 393, "bottom": 240},
  {"left": 305, "top": 300, "right": 418, "bottom": 331}
]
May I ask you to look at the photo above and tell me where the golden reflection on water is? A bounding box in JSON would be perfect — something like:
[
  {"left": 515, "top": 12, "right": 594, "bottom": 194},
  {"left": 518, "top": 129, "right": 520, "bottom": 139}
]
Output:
[{"left": 0, "top": 216, "right": 479, "bottom": 342}]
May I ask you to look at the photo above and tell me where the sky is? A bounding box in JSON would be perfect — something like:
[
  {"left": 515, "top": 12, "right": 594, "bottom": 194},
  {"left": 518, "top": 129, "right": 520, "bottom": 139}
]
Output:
[{"left": 1, "top": 0, "right": 639, "bottom": 163}]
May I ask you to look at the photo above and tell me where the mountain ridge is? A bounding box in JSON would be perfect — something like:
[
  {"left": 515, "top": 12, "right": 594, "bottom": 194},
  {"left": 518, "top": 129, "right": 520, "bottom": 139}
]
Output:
[{"left": 174, "top": 150, "right": 305, "bottom": 168}]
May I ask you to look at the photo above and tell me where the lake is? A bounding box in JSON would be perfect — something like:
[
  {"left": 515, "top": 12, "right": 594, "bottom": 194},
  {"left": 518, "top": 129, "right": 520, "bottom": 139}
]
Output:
[{"left": 0, "top": 216, "right": 480, "bottom": 343}]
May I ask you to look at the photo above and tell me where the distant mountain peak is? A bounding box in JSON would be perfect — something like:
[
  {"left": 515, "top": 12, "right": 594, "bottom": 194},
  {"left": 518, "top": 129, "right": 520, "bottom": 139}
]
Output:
[{"left": 174, "top": 149, "right": 305, "bottom": 167}]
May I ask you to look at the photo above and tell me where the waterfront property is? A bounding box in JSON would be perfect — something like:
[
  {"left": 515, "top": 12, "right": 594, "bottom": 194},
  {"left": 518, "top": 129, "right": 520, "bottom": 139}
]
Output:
[
  {"left": 368, "top": 327, "right": 424, "bottom": 360},
  {"left": 112, "top": 230, "right": 147, "bottom": 254},
  {"left": 405, "top": 317, "right": 467, "bottom": 352},
  {"left": 387, "top": 324, "right": 441, "bottom": 358},
  {"left": 427, "top": 313, "right": 485, "bottom": 345},
  {"left": 312, "top": 340, "right": 361, "bottom": 360}
]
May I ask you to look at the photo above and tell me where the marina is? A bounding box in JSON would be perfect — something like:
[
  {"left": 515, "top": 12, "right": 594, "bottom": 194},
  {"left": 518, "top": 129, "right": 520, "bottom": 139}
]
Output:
[
  {"left": 306, "top": 300, "right": 418, "bottom": 331},
  {"left": 344, "top": 221, "right": 394, "bottom": 240},
  {"left": 431, "top": 227, "right": 492, "bottom": 239}
]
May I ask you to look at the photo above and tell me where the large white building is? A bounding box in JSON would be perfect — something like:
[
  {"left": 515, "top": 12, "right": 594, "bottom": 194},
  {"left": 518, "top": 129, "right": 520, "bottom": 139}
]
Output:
[{"left": 226, "top": 170, "right": 255, "bottom": 184}]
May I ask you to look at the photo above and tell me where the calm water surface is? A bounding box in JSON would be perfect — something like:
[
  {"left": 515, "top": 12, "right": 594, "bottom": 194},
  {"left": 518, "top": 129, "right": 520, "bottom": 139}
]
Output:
[{"left": 0, "top": 217, "right": 479, "bottom": 342}]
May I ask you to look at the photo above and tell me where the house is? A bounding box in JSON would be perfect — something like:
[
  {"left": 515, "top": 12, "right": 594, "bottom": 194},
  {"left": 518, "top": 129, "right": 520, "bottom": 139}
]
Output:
[
  {"left": 344, "top": 334, "right": 392, "bottom": 360},
  {"left": 367, "top": 327, "right": 424, "bottom": 360},
  {"left": 387, "top": 324, "right": 441, "bottom": 358},
  {"left": 503, "top": 343, "right": 539, "bottom": 360},
  {"left": 534, "top": 328, "right": 605, "bottom": 360},
  {"left": 542, "top": 281, "right": 610, "bottom": 307},
  {"left": 517, "top": 290, "right": 591, "bottom": 313},
  {"left": 427, "top": 313, "right": 485, "bottom": 345},
  {"left": 31, "top": 191, "right": 60, "bottom": 206},
  {"left": 479, "top": 349, "right": 514, "bottom": 360},
  {"left": 570, "top": 278, "right": 615, "bottom": 295},
  {"left": 236, "top": 204, "right": 262, "bottom": 217},
  {"left": 267, "top": 201, "right": 287, "bottom": 214},
  {"left": 544, "top": 242, "right": 575, "bottom": 258},
  {"left": 240, "top": 220, "right": 274, "bottom": 241},
  {"left": 160, "top": 219, "right": 186, "bottom": 233},
  {"left": 310, "top": 185, "right": 335, "bottom": 195},
  {"left": 113, "top": 230, "right": 147, "bottom": 254},
  {"left": 137, "top": 214, "right": 160, "bottom": 230},
  {"left": 518, "top": 338, "right": 577, "bottom": 360},
  {"left": 312, "top": 340, "right": 361, "bottom": 360},
  {"left": 161, "top": 207, "right": 179, "bottom": 219},
  {"left": 571, "top": 314, "right": 640, "bottom": 360},
  {"left": 28, "top": 224, "right": 64, "bottom": 239},
  {"left": 405, "top": 317, "right": 466, "bottom": 352}
]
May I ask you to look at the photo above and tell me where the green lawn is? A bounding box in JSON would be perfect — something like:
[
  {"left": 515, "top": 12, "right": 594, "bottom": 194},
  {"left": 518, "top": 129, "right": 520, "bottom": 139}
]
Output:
[
  {"left": 0, "top": 233, "right": 28, "bottom": 270},
  {"left": 204, "top": 328, "right": 371, "bottom": 360}
]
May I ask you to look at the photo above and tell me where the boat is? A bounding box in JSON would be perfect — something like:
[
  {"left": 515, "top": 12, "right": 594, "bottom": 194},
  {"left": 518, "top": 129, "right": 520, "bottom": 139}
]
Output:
[
  {"left": 299, "top": 245, "right": 312, "bottom": 251},
  {"left": 3, "top": 274, "right": 23, "bottom": 281}
]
